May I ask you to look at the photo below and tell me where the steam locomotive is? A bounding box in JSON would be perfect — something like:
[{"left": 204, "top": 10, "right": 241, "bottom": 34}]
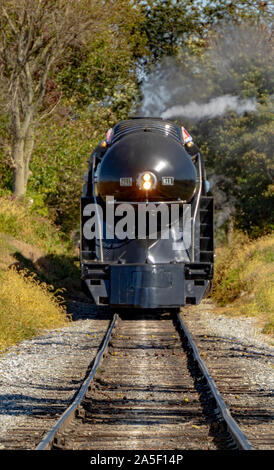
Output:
[{"left": 80, "top": 117, "right": 213, "bottom": 309}]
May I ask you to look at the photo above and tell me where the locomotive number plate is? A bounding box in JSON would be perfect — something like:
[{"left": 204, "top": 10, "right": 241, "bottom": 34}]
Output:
[
  {"left": 120, "top": 177, "right": 132, "bottom": 186},
  {"left": 162, "top": 176, "right": 174, "bottom": 185}
]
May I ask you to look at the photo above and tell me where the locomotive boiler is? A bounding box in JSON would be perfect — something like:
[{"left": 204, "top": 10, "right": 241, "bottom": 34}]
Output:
[{"left": 80, "top": 117, "right": 214, "bottom": 309}]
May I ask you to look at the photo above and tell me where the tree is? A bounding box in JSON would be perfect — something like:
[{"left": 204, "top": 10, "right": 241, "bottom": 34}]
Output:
[
  {"left": 139, "top": 0, "right": 202, "bottom": 62},
  {"left": 56, "top": 0, "right": 147, "bottom": 117},
  {"left": 0, "top": 0, "right": 105, "bottom": 198},
  {"left": 137, "top": 0, "right": 272, "bottom": 65},
  {"left": 201, "top": 0, "right": 273, "bottom": 26},
  {"left": 188, "top": 23, "right": 274, "bottom": 237}
]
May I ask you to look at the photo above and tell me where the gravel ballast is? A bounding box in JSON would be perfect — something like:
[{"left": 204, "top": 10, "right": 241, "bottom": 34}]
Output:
[
  {"left": 182, "top": 300, "right": 274, "bottom": 450},
  {"left": 0, "top": 299, "right": 273, "bottom": 450},
  {"left": 0, "top": 302, "right": 112, "bottom": 449}
]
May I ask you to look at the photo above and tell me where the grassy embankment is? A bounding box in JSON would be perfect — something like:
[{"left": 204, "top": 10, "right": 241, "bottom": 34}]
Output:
[
  {"left": 0, "top": 196, "right": 80, "bottom": 352},
  {"left": 212, "top": 231, "right": 274, "bottom": 336}
]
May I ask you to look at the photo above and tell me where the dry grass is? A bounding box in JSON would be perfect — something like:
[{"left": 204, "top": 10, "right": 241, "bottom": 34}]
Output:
[
  {"left": 0, "top": 196, "right": 74, "bottom": 352},
  {"left": 212, "top": 232, "right": 274, "bottom": 335},
  {"left": 0, "top": 268, "right": 70, "bottom": 352}
]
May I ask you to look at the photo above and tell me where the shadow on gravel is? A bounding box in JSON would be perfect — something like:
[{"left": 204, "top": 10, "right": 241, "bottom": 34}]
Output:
[
  {"left": 0, "top": 393, "right": 79, "bottom": 416},
  {"left": 66, "top": 302, "right": 112, "bottom": 321}
]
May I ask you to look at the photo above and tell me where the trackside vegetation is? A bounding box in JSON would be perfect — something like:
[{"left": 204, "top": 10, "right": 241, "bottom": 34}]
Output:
[
  {"left": 212, "top": 232, "right": 274, "bottom": 335},
  {"left": 0, "top": 268, "right": 69, "bottom": 352},
  {"left": 0, "top": 198, "right": 77, "bottom": 352}
]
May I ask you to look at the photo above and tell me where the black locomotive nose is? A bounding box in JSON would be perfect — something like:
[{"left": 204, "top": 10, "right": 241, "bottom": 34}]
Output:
[{"left": 97, "top": 131, "right": 197, "bottom": 203}]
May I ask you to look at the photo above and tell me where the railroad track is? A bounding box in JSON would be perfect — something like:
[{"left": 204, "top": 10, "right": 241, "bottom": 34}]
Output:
[{"left": 35, "top": 310, "right": 254, "bottom": 451}]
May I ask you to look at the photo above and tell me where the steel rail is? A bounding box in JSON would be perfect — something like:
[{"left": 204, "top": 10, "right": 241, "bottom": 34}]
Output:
[
  {"left": 177, "top": 313, "right": 254, "bottom": 450},
  {"left": 36, "top": 313, "right": 118, "bottom": 450},
  {"left": 36, "top": 311, "right": 253, "bottom": 451}
]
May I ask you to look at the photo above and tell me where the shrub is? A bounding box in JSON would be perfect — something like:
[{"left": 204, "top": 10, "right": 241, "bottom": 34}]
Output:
[
  {"left": 212, "top": 231, "right": 274, "bottom": 335},
  {"left": 0, "top": 268, "right": 70, "bottom": 352}
]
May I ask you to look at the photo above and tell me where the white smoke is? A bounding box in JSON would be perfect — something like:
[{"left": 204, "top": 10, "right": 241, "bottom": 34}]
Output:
[
  {"left": 136, "top": 23, "right": 271, "bottom": 120},
  {"left": 161, "top": 94, "right": 257, "bottom": 120}
]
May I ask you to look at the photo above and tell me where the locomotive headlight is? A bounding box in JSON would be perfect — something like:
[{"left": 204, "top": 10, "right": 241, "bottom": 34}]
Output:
[
  {"left": 143, "top": 181, "right": 152, "bottom": 190},
  {"left": 137, "top": 171, "right": 157, "bottom": 190},
  {"left": 143, "top": 173, "right": 151, "bottom": 182},
  {"left": 143, "top": 173, "right": 152, "bottom": 189}
]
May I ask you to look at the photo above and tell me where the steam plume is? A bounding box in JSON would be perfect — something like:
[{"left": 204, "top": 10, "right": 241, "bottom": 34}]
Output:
[
  {"left": 137, "top": 23, "right": 271, "bottom": 120},
  {"left": 161, "top": 94, "right": 257, "bottom": 120}
]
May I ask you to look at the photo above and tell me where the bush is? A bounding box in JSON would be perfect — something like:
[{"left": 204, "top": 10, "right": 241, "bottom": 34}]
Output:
[
  {"left": 0, "top": 268, "right": 69, "bottom": 352},
  {"left": 212, "top": 231, "right": 274, "bottom": 335}
]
